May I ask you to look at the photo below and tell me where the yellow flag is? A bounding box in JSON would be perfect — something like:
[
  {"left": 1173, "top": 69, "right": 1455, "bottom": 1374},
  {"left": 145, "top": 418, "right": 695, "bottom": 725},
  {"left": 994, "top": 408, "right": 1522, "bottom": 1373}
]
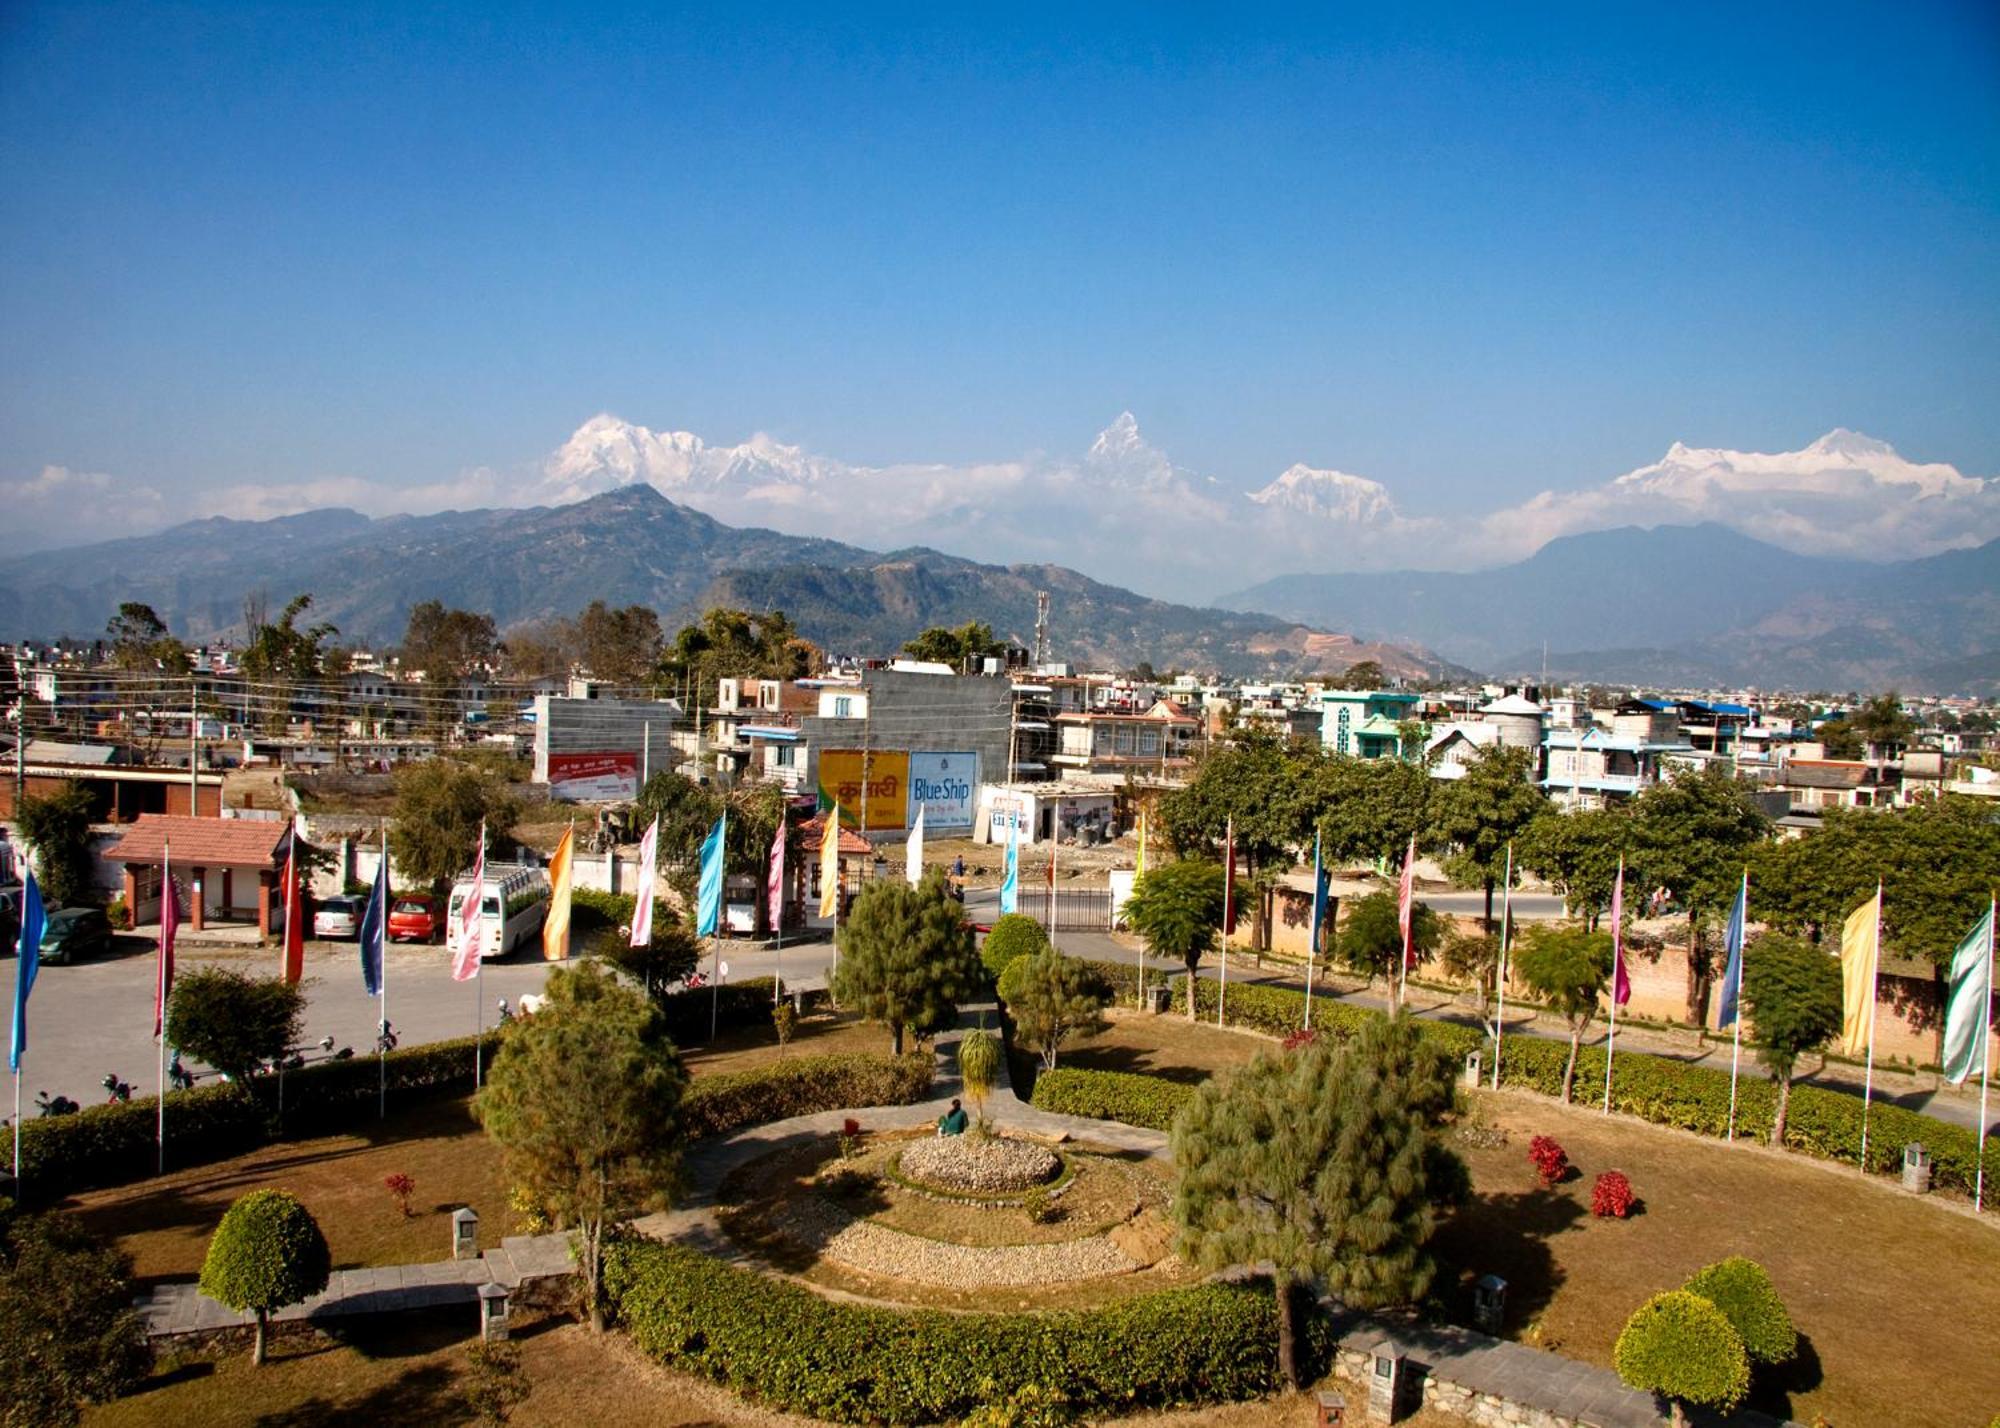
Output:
[
  {"left": 542, "top": 826, "right": 574, "bottom": 961},
  {"left": 818, "top": 805, "right": 842, "bottom": 919},
  {"left": 1136, "top": 810, "right": 1147, "bottom": 876},
  {"left": 1838, "top": 888, "right": 1881, "bottom": 1058}
]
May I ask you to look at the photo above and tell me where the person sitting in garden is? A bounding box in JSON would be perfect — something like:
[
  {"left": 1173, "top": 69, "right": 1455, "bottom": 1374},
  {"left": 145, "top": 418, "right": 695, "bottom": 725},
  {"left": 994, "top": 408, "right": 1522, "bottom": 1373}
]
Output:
[{"left": 937, "top": 1098, "right": 969, "bottom": 1136}]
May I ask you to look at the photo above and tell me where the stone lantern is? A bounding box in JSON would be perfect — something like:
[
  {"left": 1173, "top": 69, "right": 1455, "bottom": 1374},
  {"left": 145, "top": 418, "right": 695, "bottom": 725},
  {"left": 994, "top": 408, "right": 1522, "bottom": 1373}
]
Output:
[
  {"left": 1474, "top": 1273, "right": 1507, "bottom": 1334},
  {"left": 1902, "top": 1143, "right": 1932, "bottom": 1194},
  {"left": 478, "top": 1280, "right": 511, "bottom": 1342},
  {"left": 1316, "top": 1387, "right": 1347, "bottom": 1426},
  {"left": 1367, "top": 1338, "right": 1406, "bottom": 1424},
  {"left": 452, "top": 1206, "right": 480, "bottom": 1260},
  {"left": 1463, "top": 1051, "right": 1482, "bottom": 1088}
]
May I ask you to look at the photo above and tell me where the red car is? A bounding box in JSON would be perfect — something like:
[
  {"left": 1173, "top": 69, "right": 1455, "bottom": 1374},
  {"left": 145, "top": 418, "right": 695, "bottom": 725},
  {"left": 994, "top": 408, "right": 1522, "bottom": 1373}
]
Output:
[{"left": 387, "top": 894, "right": 442, "bottom": 943}]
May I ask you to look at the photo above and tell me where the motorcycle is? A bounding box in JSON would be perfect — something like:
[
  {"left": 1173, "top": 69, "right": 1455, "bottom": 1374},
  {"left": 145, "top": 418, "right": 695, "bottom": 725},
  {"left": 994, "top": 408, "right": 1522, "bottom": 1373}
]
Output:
[
  {"left": 34, "top": 1090, "right": 79, "bottom": 1117},
  {"left": 102, "top": 1073, "right": 133, "bottom": 1104}
]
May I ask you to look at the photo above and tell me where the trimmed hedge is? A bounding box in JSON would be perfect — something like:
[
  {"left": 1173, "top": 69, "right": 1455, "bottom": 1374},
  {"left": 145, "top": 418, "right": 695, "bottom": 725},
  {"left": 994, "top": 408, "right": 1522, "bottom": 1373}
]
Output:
[
  {"left": 681, "top": 1053, "right": 933, "bottom": 1141},
  {"left": 656, "top": 977, "right": 829, "bottom": 1046},
  {"left": 605, "top": 1237, "right": 1326, "bottom": 1423},
  {"left": 1066, "top": 955, "right": 1988, "bottom": 1199},
  {"left": 1029, "top": 1067, "right": 1196, "bottom": 1131},
  {"left": 15, "top": 1033, "right": 501, "bottom": 1200},
  {"left": 1613, "top": 1289, "right": 1750, "bottom": 1414},
  {"left": 1683, "top": 1256, "right": 1796, "bottom": 1366}
]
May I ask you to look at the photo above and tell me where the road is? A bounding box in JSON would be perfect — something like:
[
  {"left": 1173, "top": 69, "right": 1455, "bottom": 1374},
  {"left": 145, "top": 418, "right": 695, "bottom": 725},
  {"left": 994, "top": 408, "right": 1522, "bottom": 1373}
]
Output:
[{"left": 4, "top": 917, "right": 1992, "bottom": 1140}]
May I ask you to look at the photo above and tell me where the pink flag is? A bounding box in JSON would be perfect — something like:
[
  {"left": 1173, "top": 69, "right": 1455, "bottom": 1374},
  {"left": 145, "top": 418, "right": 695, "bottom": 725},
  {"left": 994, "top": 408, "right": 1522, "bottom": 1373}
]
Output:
[
  {"left": 1397, "top": 834, "right": 1417, "bottom": 968},
  {"left": 767, "top": 816, "right": 787, "bottom": 931},
  {"left": 1610, "top": 858, "right": 1631, "bottom": 1006},
  {"left": 629, "top": 816, "right": 659, "bottom": 948},
  {"left": 281, "top": 842, "right": 305, "bottom": 984},
  {"left": 155, "top": 851, "right": 182, "bottom": 1036},
  {"left": 452, "top": 826, "right": 485, "bottom": 982}
]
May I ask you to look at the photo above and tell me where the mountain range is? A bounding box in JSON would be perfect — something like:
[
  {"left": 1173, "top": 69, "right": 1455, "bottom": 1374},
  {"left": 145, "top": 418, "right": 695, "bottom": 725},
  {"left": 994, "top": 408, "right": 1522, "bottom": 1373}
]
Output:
[
  {"left": 0, "top": 485, "right": 1458, "bottom": 681},
  {"left": 1221, "top": 524, "right": 2000, "bottom": 695}
]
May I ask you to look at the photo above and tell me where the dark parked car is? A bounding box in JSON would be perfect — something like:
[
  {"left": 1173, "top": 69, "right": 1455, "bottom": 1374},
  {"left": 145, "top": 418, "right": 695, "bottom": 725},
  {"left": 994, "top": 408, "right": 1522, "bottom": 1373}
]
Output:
[
  {"left": 388, "top": 894, "right": 442, "bottom": 943},
  {"left": 39, "top": 907, "right": 114, "bottom": 965},
  {"left": 0, "top": 886, "right": 21, "bottom": 952}
]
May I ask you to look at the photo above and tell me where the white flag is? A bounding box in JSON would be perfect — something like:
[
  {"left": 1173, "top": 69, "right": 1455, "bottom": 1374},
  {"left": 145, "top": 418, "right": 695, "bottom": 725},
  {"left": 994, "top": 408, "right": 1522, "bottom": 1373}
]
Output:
[
  {"left": 630, "top": 816, "right": 659, "bottom": 947},
  {"left": 905, "top": 804, "right": 925, "bottom": 886}
]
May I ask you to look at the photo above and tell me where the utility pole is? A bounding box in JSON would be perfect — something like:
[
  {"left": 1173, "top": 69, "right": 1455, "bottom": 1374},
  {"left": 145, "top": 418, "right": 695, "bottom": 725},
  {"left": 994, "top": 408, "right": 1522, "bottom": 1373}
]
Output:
[{"left": 188, "top": 679, "right": 199, "bottom": 816}]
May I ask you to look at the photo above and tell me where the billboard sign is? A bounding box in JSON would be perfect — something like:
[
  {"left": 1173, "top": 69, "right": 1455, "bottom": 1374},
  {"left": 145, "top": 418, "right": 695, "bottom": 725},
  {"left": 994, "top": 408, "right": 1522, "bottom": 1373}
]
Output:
[
  {"left": 546, "top": 751, "right": 640, "bottom": 802},
  {"left": 908, "top": 751, "right": 978, "bottom": 831},
  {"left": 816, "top": 749, "right": 910, "bottom": 831}
]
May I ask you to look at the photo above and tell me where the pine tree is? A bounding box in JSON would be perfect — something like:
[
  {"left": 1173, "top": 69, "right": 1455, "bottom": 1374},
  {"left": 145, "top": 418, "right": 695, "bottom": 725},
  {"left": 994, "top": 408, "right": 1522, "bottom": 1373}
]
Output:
[
  {"left": 1170, "top": 1015, "right": 1464, "bottom": 1388},
  {"left": 832, "top": 872, "right": 981, "bottom": 1054},
  {"left": 998, "top": 949, "right": 1111, "bottom": 1070}
]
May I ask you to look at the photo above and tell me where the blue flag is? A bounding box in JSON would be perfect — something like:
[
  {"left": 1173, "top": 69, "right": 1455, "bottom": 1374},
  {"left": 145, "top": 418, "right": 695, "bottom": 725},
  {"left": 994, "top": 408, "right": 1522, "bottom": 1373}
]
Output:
[
  {"left": 999, "top": 814, "right": 1019, "bottom": 914},
  {"left": 696, "top": 814, "right": 726, "bottom": 937},
  {"left": 1308, "top": 831, "right": 1328, "bottom": 957},
  {"left": 357, "top": 851, "right": 387, "bottom": 997},
  {"left": 1716, "top": 873, "right": 1748, "bottom": 1029},
  {"left": 11, "top": 870, "right": 44, "bottom": 1073}
]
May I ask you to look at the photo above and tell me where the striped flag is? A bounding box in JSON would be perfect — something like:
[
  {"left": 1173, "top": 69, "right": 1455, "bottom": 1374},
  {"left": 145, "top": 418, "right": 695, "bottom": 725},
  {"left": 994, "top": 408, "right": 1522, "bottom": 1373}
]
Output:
[
  {"left": 542, "top": 826, "right": 574, "bottom": 961},
  {"left": 155, "top": 846, "right": 183, "bottom": 1036},
  {"left": 628, "top": 816, "right": 658, "bottom": 948},
  {"left": 452, "top": 826, "right": 486, "bottom": 982},
  {"left": 767, "top": 816, "right": 787, "bottom": 930},
  {"left": 1397, "top": 835, "right": 1417, "bottom": 968}
]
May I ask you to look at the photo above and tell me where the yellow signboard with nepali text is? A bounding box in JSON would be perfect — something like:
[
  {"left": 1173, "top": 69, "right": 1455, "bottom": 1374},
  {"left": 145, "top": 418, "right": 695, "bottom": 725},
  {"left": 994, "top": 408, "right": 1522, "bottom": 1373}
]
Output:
[{"left": 816, "top": 749, "right": 910, "bottom": 831}]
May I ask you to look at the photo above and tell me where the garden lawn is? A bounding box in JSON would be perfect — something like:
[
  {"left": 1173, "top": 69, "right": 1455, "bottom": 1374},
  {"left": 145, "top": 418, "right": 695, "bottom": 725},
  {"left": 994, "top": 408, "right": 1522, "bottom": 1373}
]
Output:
[
  {"left": 1437, "top": 1089, "right": 2000, "bottom": 1428},
  {"left": 678, "top": 1007, "right": 886, "bottom": 1073},
  {"left": 1039, "top": 1006, "right": 1264, "bottom": 1085},
  {"left": 62, "top": 1097, "right": 513, "bottom": 1287}
]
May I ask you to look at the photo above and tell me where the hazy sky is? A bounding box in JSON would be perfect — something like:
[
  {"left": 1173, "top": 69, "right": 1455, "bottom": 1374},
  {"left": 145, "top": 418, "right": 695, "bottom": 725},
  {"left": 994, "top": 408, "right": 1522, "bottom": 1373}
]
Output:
[{"left": 2, "top": 3, "right": 1996, "bottom": 576}]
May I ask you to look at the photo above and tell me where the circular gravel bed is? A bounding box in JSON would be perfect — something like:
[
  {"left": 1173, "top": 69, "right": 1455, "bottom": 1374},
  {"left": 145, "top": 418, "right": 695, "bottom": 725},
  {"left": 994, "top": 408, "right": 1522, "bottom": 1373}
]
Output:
[
  {"left": 773, "top": 1192, "right": 1139, "bottom": 1287},
  {"left": 899, "top": 1134, "right": 1060, "bottom": 1194}
]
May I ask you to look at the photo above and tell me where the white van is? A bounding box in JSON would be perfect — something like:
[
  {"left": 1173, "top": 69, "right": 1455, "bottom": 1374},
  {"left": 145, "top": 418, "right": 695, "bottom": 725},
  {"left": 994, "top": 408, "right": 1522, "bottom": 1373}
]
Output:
[{"left": 446, "top": 864, "right": 550, "bottom": 960}]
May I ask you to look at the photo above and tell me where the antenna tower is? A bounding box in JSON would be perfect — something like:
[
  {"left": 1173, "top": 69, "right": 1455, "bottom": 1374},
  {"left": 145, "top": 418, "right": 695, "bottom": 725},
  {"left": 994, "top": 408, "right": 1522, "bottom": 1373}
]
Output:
[{"left": 1033, "top": 591, "right": 1051, "bottom": 668}]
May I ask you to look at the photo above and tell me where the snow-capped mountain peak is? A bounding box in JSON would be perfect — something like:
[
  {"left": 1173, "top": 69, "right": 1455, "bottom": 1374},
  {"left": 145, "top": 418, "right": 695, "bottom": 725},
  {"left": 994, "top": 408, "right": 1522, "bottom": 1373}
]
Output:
[{"left": 1248, "top": 463, "right": 1400, "bottom": 524}]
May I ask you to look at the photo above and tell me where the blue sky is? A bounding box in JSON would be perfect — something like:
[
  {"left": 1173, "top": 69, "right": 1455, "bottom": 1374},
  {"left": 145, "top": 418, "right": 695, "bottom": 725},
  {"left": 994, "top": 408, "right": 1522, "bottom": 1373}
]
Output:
[{"left": 1, "top": 2, "right": 1996, "bottom": 571}]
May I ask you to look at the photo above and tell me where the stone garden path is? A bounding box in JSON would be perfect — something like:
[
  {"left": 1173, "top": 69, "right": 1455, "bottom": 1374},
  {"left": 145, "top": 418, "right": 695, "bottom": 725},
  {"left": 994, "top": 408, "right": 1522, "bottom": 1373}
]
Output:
[{"left": 134, "top": 1005, "right": 1793, "bottom": 1428}]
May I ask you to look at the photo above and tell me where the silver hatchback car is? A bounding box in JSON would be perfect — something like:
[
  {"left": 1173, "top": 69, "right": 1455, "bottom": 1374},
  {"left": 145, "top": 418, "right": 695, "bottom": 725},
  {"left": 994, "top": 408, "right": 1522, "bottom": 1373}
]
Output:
[{"left": 313, "top": 894, "right": 362, "bottom": 940}]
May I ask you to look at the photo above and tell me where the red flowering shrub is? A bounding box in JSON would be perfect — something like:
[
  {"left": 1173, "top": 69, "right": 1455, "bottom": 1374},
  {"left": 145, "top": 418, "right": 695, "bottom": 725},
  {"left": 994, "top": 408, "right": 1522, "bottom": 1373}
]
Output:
[
  {"left": 1528, "top": 1135, "right": 1569, "bottom": 1187},
  {"left": 383, "top": 1171, "right": 416, "bottom": 1217},
  {"left": 842, "top": 1117, "right": 862, "bottom": 1138},
  {"left": 1592, "top": 1170, "right": 1636, "bottom": 1218},
  {"left": 1282, "top": 1028, "right": 1319, "bottom": 1052}
]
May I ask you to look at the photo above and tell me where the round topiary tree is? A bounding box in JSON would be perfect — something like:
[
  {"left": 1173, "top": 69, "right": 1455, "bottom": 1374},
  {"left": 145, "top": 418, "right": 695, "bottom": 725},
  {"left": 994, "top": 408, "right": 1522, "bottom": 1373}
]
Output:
[
  {"left": 981, "top": 913, "right": 1050, "bottom": 984},
  {"left": 1613, "top": 1290, "right": 1750, "bottom": 1427},
  {"left": 199, "top": 1189, "right": 332, "bottom": 1365},
  {"left": 1683, "top": 1256, "right": 1797, "bottom": 1367}
]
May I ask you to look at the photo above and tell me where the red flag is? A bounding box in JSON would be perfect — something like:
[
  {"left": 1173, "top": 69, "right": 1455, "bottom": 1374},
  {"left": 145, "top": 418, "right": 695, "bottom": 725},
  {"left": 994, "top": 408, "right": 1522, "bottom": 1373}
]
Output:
[
  {"left": 1222, "top": 818, "right": 1237, "bottom": 935},
  {"left": 155, "top": 851, "right": 182, "bottom": 1036},
  {"left": 1610, "top": 858, "right": 1631, "bottom": 1006},
  {"left": 1397, "top": 835, "right": 1417, "bottom": 969},
  {"left": 281, "top": 842, "right": 305, "bottom": 984}
]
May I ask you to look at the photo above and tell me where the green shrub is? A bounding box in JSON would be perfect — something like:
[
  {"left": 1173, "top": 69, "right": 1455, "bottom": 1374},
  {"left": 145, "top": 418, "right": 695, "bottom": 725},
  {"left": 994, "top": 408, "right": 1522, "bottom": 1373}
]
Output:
[
  {"left": 681, "top": 1053, "right": 933, "bottom": 1141},
  {"left": 1030, "top": 1068, "right": 1196, "bottom": 1131},
  {"left": 1683, "top": 1257, "right": 1797, "bottom": 1366},
  {"left": 981, "top": 914, "right": 1052, "bottom": 983},
  {"left": 1613, "top": 1290, "right": 1750, "bottom": 1416},
  {"left": 605, "top": 1237, "right": 1328, "bottom": 1422},
  {"left": 654, "top": 977, "right": 828, "bottom": 1046}
]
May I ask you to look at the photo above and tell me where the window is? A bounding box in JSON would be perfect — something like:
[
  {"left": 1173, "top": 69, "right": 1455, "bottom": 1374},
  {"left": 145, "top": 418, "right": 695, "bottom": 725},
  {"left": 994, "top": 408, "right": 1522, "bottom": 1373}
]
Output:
[
  {"left": 775, "top": 745, "right": 796, "bottom": 767},
  {"left": 833, "top": 696, "right": 853, "bottom": 718}
]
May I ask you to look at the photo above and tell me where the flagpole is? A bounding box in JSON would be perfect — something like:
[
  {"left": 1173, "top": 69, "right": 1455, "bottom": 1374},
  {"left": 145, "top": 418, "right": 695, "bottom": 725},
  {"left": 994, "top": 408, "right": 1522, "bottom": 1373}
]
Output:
[
  {"left": 1859, "top": 881, "right": 1881, "bottom": 1171},
  {"left": 158, "top": 839, "right": 170, "bottom": 1176},
  {"left": 1217, "top": 818, "right": 1229, "bottom": 1030},
  {"left": 378, "top": 822, "right": 388, "bottom": 1121},
  {"left": 1603, "top": 855, "right": 1624, "bottom": 1115},
  {"left": 1726, "top": 867, "right": 1748, "bottom": 1142},
  {"left": 1976, "top": 893, "right": 1994, "bottom": 1214},
  {"left": 1492, "top": 843, "right": 1512, "bottom": 1090},
  {"left": 1304, "top": 830, "right": 1320, "bottom": 1034}
]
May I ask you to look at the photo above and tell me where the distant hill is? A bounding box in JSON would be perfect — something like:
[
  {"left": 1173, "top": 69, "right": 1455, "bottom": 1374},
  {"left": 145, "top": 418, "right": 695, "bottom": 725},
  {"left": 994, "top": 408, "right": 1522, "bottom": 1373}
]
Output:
[
  {"left": 1219, "top": 524, "right": 2000, "bottom": 694},
  {"left": 0, "top": 485, "right": 1460, "bottom": 680}
]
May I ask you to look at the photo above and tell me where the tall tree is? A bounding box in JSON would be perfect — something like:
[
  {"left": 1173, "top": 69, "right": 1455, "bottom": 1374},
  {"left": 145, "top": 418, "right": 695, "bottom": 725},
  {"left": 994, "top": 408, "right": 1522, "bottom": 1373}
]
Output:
[
  {"left": 1315, "top": 755, "right": 1436, "bottom": 870},
  {"left": 1171, "top": 1015, "right": 1463, "bottom": 1389},
  {"left": 576, "top": 600, "right": 664, "bottom": 684},
  {"left": 389, "top": 756, "right": 523, "bottom": 893},
  {"left": 15, "top": 781, "right": 99, "bottom": 909},
  {"left": 1631, "top": 767, "right": 1770, "bottom": 1023},
  {"left": 1814, "top": 693, "right": 1916, "bottom": 760},
  {"left": 998, "top": 948, "right": 1112, "bottom": 1071},
  {"left": 501, "top": 616, "right": 578, "bottom": 679},
  {"left": 1513, "top": 923, "right": 1612, "bottom": 1103},
  {"left": 1518, "top": 806, "right": 1633, "bottom": 929},
  {"left": 1430, "top": 743, "right": 1547, "bottom": 932},
  {"left": 1338, "top": 659, "right": 1385, "bottom": 688},
  {"left": 401, "top": 600, "right": 500, "bottom": 680},
  {"left": 104, "top": 601, "right": 189, "bottom": 673},
  {"left": 632, "top": 771, "right": 724, "bottom": 866},
  {"left": 902, "top": 621, "right": 1006, "bottom": 671},
  {"left": 1338, "top": 889, "right": 1444, "bottom": 1013},
  {"left": 166, "top": 968, "right": 306, "bottom": 1092},
  {"left": 239, "top": 593, "right": 337, "bottom": 681},
  {"left": 832, "top": 872, "right": 981, "bottom": 1053},
  {"left": 1159, "top": 732, "right": 1313, "bottom": 948},
  {"left": 659, "top": 607, "right": 819, "bottom": 692},
  {"left": 0, "top": 1210, "right": 151, "bottom": 1424},
  {"left": 477, "top": 961, "right": 687, "bottom": 1330},
  {"left": 1742, "top": 932, "right": 1844, "bottom": 1146},
  {"left": 1123, "top": 860, "right": 1227, "bottom": 1020}
]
